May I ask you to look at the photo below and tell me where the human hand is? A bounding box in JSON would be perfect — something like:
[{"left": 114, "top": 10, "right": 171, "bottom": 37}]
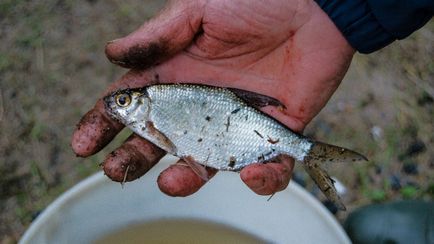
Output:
[{"left": 71, "top": 0, "right": 354, "bottom": 196}]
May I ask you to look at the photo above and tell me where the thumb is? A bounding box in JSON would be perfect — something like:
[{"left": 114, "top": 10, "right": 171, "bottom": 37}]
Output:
[{"left": 105, "top": 1, "right": 204, "bottom": 69}]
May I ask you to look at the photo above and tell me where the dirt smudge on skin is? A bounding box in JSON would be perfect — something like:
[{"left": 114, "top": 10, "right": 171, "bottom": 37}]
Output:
[
  {"left": 108, "top": 40, "right": 170, "bottom": 69},
  {"left": 73, "top": 108, "right": 123, "bottom": 157},
  {"left": 103, "top": 145, "right": 144, "bottom": 182},
  {"left": 103, "top": 137, "right": 165, "bottom": 182}
]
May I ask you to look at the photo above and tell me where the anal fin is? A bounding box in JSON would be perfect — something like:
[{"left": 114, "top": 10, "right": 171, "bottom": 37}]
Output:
[{"left": 303, "top": 162, "right": 346, "bottom": 211}]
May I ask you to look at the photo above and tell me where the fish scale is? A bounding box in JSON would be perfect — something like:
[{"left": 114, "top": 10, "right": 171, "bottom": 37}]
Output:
[
  {"left": 145, "top": 85, "right": 311, "bottom": 170},
  {"left": 104, "top": 84, "right": 367, "bottom": 210}
]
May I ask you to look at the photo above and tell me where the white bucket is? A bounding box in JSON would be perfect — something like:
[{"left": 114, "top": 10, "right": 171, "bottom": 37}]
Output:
[{"left": 20, "top": 156, "right": 350, "bottom": 243}]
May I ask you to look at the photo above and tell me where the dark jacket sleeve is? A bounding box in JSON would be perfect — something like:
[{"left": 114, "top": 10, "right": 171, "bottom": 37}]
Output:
[{"left": 314, "top": 0, "right": 434, "bottom": 53}]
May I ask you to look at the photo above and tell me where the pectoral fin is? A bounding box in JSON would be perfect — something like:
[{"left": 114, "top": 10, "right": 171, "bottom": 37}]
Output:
[
  {"left": 145, "top": 121, "right": 177, "bottom": 154},
  {"left": 228, "top": 88, "right": 286, "bottom": 110}
]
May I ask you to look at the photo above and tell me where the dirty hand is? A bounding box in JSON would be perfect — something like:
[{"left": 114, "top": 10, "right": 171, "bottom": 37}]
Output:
[{"left": 72, "top": 0, "right": 354, "bottom": 196}]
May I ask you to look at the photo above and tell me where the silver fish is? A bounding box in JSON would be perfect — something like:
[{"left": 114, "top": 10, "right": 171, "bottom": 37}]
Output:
[{"left": 104, "top": 84, "right": 367, "bottom": 210}]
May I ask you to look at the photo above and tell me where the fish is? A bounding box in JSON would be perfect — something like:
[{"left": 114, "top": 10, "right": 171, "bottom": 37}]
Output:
[{"left": 104, "top": 84, "right": 367, "bottom": 210}]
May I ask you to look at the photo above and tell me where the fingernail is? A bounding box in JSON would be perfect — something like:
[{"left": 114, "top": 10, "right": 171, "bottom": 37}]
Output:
[
  {"left": 110, "top": 59, "right": 127, "bottom": 66},
  {"left": 107, "top": 38, "right": 121, "bottom": 45}
]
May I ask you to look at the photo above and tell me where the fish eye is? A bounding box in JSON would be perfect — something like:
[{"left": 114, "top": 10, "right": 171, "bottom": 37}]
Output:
[{"left": 115, "top": 94, "right": 131, "bottom": 107}]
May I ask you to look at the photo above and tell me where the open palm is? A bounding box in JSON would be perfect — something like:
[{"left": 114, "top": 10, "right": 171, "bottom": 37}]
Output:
[{"left": 72, "top": 0, "right": 354, "bottom": 196}]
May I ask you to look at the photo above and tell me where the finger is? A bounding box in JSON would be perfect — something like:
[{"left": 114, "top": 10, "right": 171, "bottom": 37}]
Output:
[
  {"left": 71, "top": 69, "right": 156, "bottom": 157},
  {"left": 240, "top": 155, "right": 294, "bottom": 195},
  {"left": 103, "top": 134, "right": 166, "bottom": 182},
  {"left": 105, "top": 1, "right": 204, "bottom": 69},
  {"left": 71, "top": 100, "right": 123, "bottom": 157},
  {"left": 157, "top": 160, "right": 218, "bottom": 197}
]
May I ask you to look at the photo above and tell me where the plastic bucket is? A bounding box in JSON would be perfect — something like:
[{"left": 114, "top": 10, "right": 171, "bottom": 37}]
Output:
[{"left": 20, "top": 156, "right": 350, "bottom": 243}]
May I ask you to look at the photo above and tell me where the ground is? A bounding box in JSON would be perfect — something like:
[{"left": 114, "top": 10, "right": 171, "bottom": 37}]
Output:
[{"left": 0, "top": 0, "right": 432, "bottom": 242}]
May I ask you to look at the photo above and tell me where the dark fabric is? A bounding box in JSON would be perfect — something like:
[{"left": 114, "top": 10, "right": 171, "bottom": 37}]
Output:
[{"left": 315, "top": 0, "right": 433, "bottom": 53}]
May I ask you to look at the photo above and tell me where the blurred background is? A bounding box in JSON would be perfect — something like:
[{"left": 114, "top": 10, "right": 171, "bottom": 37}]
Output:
[{"left": 0, "top": 0, "right": 432, "bottom": 242}]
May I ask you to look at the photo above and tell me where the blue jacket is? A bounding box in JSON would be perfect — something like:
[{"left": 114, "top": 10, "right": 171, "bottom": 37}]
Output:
[{"left": 315, "top": 0, "right": 433, "bottom": 53}]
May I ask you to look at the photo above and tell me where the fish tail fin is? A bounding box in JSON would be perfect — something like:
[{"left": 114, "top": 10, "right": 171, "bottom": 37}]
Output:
[
  {"left": 306, "top": 141, "right": 368, "bottom": 164},
  {"left": 303, "top": 142, "right": 368, "bottom": 211}
]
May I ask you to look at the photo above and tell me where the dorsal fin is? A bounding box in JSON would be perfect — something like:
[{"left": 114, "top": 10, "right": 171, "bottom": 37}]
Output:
[{"left": 228, "top": 88, "right": 286, "bottom": 110}]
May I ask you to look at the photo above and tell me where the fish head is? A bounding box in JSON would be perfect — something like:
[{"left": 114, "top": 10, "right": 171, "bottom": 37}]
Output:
[{"left": 103, "top": 88, "right": 150, "bottom": 125}]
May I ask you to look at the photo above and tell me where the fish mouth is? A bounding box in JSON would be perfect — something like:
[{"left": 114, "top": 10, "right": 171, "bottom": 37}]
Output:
[{"left": 103, "top": 94, "right": 117, "bottom": 118}]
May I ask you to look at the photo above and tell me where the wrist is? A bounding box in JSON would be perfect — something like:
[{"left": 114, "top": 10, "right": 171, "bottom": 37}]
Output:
[
  {"left": 314, "top": 0, "right": 392, "bottom": 54},
  {"left": 307, "top": 1, "right": 355, "bottom": 57}
]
